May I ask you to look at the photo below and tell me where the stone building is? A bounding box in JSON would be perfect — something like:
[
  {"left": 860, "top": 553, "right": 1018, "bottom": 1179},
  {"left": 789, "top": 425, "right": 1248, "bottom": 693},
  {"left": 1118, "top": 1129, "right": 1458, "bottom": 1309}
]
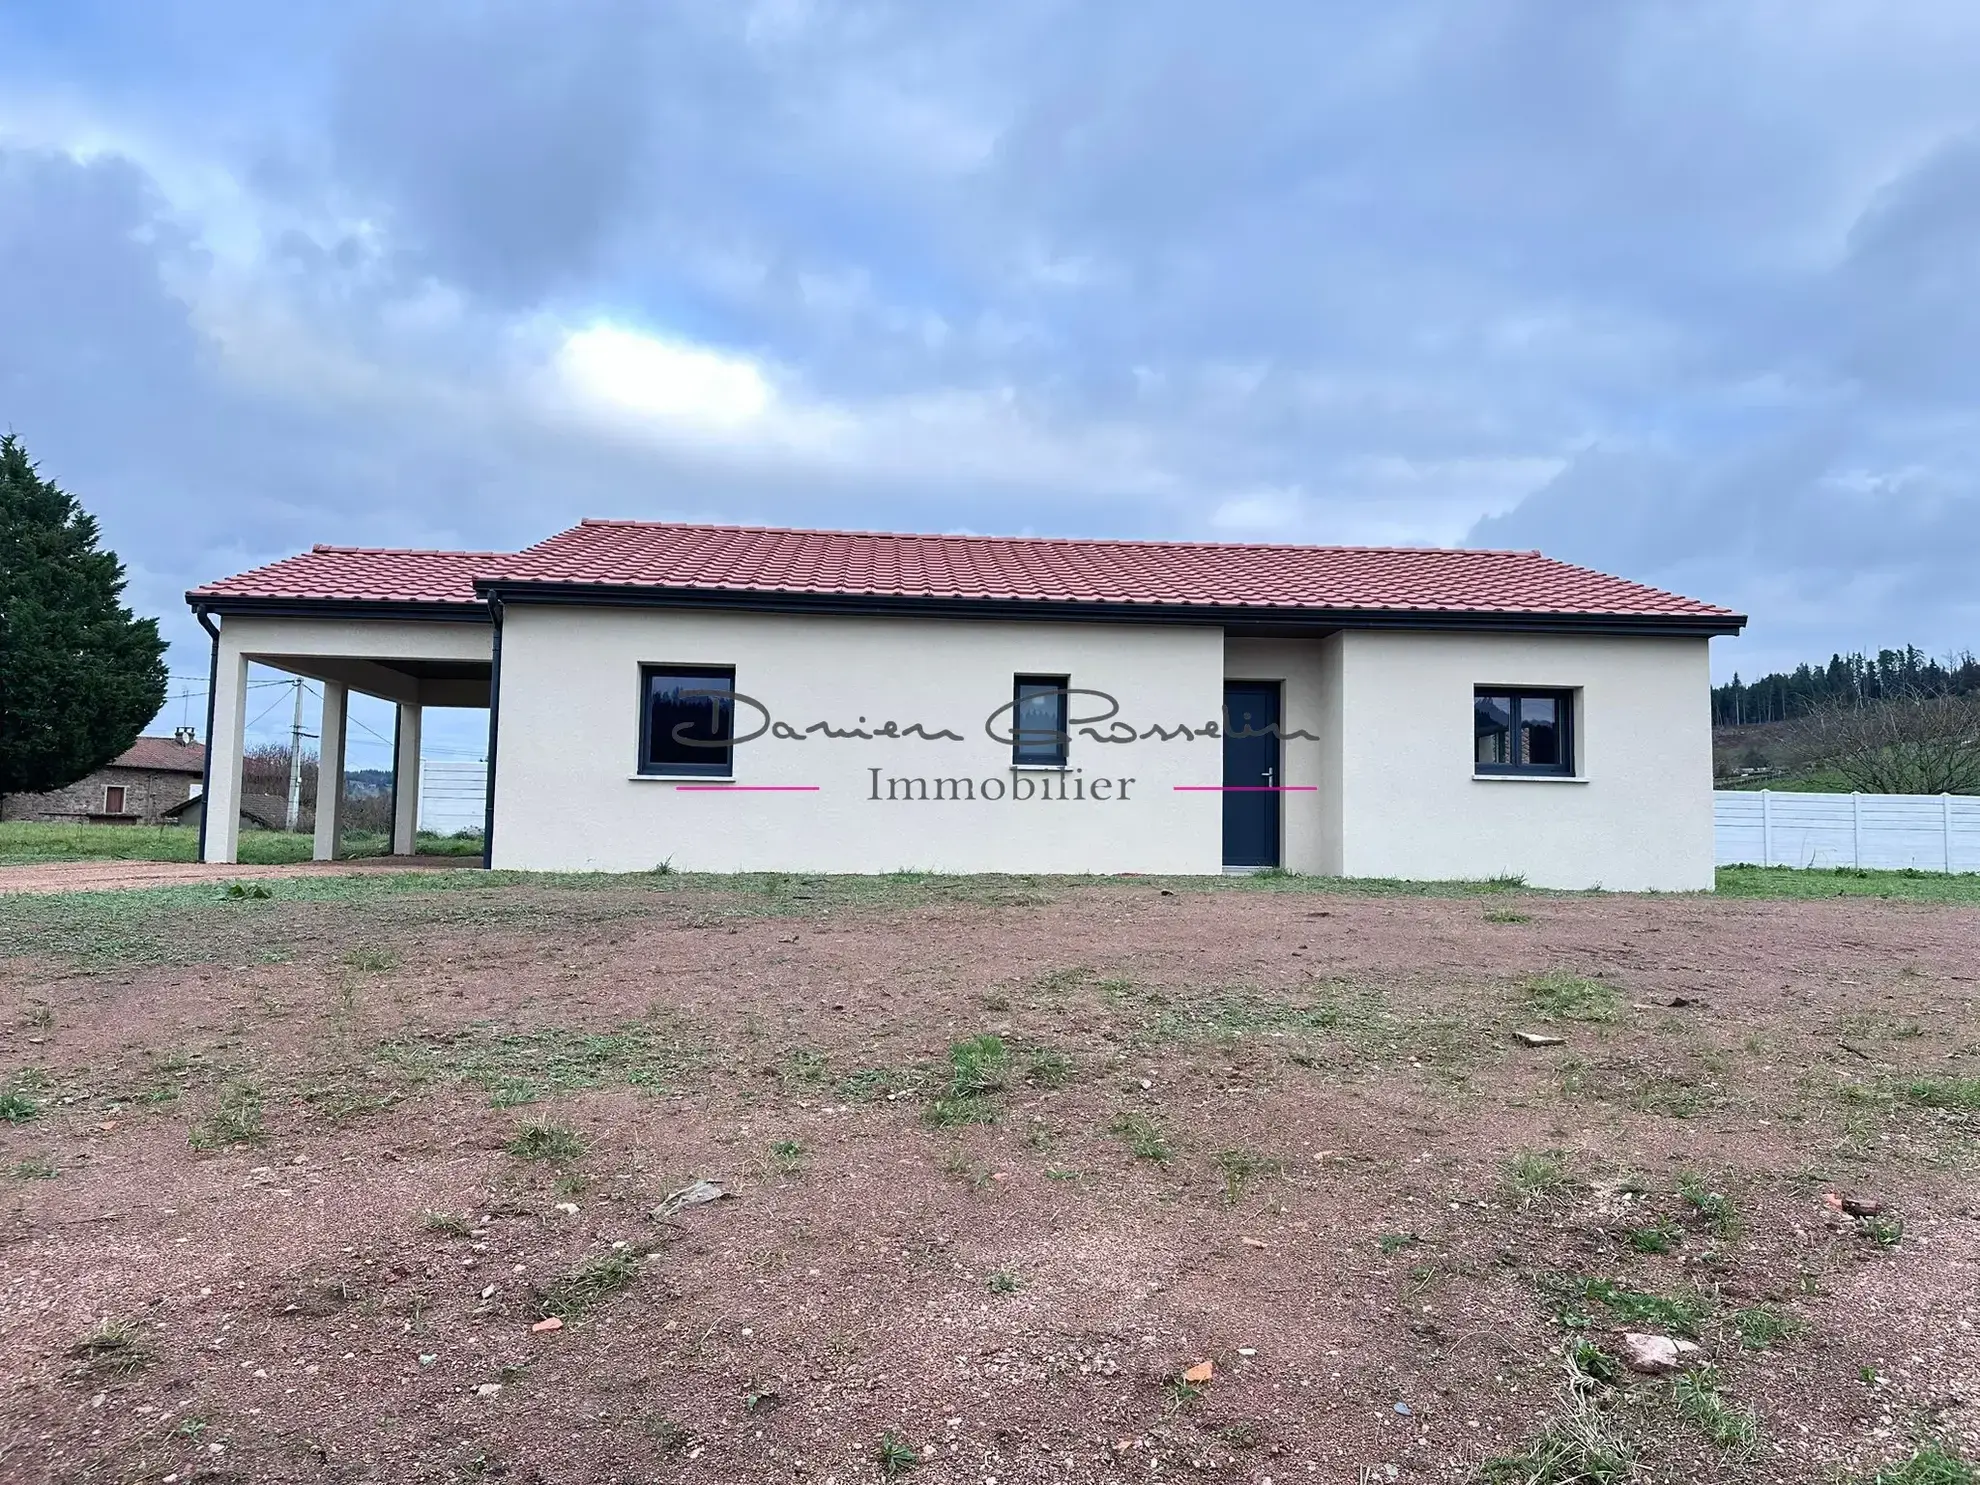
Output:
[{"left": 0, "top": 732, "right": 207, "bottom": 825}]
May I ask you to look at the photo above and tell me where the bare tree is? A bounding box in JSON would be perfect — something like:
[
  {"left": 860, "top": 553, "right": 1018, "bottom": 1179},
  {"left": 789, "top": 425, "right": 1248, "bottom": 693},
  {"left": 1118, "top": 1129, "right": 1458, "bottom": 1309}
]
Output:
[{"left": 1800, "top": 689, "right": 1980, "bottom": 795}]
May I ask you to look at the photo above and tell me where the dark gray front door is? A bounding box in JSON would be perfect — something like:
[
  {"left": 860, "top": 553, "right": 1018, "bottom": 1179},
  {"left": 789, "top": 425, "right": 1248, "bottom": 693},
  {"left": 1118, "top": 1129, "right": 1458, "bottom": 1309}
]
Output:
[{"left": 1222, "top": 681, "right": 1281, "bottom": 868}]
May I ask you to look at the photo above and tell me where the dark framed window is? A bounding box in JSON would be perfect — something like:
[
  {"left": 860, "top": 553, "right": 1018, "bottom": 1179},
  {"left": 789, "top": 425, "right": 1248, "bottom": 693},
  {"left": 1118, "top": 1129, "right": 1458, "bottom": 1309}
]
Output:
[
  {"left": 1474, "top": 689, "right": 1574, "bottom": 776},
  {"left": 638, "top": 664, "right": 737, "bottom": 777},
  {"left": 1012, "top": 675, "right": 1070, "bottom": 767},
  {"left": 104, "top": 784, "right": 127, "bottom": 814}
]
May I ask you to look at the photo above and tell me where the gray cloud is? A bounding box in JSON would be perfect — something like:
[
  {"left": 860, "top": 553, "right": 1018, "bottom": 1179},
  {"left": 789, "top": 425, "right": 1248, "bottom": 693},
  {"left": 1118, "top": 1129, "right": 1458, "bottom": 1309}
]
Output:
[{"left": 328, "top": 0, "right": 659, "bottom": 304}]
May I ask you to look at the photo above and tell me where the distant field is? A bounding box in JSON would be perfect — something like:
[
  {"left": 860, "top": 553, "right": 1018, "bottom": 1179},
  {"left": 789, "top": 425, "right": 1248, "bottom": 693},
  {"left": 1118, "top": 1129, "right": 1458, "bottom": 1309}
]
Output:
[
  {"left": 1716, "top": 863, "right": 1980, "bottom": 903},
  {"left": 0, "top": 821, "right": 482, "bottom": 866},
  {"left": 1715, "top": 769, "right": 1858, "bottom": 793}
]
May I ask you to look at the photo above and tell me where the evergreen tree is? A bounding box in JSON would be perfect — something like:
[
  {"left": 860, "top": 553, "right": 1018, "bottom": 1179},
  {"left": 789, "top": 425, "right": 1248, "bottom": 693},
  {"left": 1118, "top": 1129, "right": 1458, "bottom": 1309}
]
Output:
[{"left": 0, "top": 434, "right": 167, "bottom": 797}]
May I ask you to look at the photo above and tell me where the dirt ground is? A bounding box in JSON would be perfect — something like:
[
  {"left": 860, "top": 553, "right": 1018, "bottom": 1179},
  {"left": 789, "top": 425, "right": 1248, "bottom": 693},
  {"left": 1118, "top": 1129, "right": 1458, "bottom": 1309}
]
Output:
[{"left": 1, "top": 875, "right": 1976, "bottom": 1484}]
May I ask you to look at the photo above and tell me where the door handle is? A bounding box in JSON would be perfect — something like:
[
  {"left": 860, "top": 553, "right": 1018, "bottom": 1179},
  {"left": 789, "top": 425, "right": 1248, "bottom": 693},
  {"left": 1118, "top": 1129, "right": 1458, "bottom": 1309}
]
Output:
[{"left": 1262, "top": 768, "right": 1275, "bottom": 786}]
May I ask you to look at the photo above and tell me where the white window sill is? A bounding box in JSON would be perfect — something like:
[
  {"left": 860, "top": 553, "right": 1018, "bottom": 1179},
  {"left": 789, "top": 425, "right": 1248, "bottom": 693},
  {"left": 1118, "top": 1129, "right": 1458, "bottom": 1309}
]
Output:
[
  {"left": 1009, "top": 764, "right": 1072, "bottom": 772},
  {"left": 1473, "top": 773, "right": 1589, "bottom": 785},
  {"left": 629, "top": 774, "right": 735, "bottom": 783}
]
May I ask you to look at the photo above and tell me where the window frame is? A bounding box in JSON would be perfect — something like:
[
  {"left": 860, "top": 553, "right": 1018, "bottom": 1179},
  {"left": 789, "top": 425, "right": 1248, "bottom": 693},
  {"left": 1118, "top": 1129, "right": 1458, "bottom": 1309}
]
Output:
[
  {"left": 1473, "top": 687, "right": 1576, "bottom": 778},
  {"left": 636, "top": 663, "right": 739, "bottom": 779},
  {"left": 1011, "top": 674, "right": 1071, "bottom": 768},
  {"left": 103, "top": 784, "right": 128, "bottom": 814}
]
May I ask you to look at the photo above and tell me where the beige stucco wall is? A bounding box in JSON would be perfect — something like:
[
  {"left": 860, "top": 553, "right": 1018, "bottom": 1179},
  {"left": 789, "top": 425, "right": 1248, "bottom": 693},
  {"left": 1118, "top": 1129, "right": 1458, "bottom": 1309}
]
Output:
[
  {"left": 1335, "top": 629, "right": 1715, "bottom": 891},
  {"left": 492, "top": 605, "right": 1229, "bottom": 874}
]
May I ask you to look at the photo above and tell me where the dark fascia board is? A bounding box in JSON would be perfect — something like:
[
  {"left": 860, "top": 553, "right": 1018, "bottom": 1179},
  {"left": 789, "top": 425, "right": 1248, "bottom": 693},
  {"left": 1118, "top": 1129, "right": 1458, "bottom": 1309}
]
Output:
[
  {"left": 473, "top": 578, "right": 1748, "bottom": 638},
  {"left": 187, "top": 595, "right": 491, "bottom": 623}
]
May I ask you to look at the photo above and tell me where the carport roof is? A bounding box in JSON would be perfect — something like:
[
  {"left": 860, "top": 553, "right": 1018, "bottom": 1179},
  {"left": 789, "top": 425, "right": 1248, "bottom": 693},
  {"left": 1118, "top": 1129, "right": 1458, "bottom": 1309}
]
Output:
[
  {"left": 190, "top": 521, "right": 1745, "bottom": 634},
  {"left": 189, "top": 545, "right": 503, "bottom": 614}
]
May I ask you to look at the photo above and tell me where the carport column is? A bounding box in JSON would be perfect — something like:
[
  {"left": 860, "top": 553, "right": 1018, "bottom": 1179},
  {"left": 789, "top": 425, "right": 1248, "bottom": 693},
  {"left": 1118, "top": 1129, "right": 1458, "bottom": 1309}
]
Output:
[
  {"left": 392, "top": 702, "right": 422, "bottom": 855},
  {"left": 202, "top": 649, "right": 249, "bottom": 864},
  {"left": 314, "top": 682, "right": 348, "bottom": 861}
]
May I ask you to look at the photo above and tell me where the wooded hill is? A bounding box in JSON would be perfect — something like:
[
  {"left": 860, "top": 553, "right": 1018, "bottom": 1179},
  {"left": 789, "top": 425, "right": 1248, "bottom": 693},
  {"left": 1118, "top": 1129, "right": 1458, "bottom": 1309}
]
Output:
[{"left": 1711, "top": 646, "right": 1980, "bottom": 727}]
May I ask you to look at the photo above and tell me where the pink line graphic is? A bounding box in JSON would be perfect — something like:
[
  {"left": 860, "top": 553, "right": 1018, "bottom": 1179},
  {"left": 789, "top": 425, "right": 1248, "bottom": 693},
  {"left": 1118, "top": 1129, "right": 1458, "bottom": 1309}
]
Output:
[
  {"left": 674, "top": 784, "right": 821, "bottom": 792},
  {"left": 1173, "top": 785, "right": 1318, "bottom": 792}
]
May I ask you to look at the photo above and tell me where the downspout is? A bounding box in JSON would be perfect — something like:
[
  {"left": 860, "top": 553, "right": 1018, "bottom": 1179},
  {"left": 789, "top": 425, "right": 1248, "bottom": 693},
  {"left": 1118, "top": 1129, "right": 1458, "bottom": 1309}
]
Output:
[
  {"left": 482, "top": 594, "right": 503, "bottom": 870},
  {"left": 195, "top": 607, "right": 221, "bottom": 863}
]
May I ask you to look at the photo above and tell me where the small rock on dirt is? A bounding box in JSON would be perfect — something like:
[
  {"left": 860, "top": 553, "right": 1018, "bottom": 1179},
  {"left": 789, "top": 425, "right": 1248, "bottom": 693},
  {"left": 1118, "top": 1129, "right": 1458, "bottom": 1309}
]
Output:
[
  {"left": 653, "top": 1179, "right": 728, "bottom": 1220},
  {"left": 1512, "top": 1031, "right": 1566, "bottom": 1048},
  {"left": 1616, "top": 1332, "right": 1701, "bottom": 1374},
  {"left": 531, "top": 1317, "right": 563, "bottom": 1334},
  {"left": 1181, "top": 1360, "right": 1214, "bottom": 1384}
]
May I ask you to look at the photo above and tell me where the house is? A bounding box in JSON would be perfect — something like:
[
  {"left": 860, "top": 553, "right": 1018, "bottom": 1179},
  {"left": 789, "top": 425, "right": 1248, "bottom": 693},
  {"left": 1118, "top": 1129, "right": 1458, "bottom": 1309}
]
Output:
[
  {"left": 0, "top": 732, "right": 206, "bottom": 825},
  {"left": 186, "top": 521, "right": 1745, "bottom": 889}
]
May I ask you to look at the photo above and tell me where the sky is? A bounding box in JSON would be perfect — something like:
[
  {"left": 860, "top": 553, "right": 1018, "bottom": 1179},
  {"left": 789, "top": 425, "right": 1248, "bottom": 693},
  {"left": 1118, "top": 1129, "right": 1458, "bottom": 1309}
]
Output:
[{"left": 4, "top": 1, "right": 1979, "bottom": 769}]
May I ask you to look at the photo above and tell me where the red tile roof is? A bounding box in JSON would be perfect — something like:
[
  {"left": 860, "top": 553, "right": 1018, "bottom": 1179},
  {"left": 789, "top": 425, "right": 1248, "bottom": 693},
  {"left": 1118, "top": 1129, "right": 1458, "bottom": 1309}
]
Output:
[
  {"left": 189, "top": 523, "right": 1742, "bottom": 627},
  {"left": 189, "top": 545, "right": 504, "bottom": 607},
  {"left": 482, "top": 520, "right": 1741, "bottom": 622},
  {"left": 112, "top": 736, "right": 207, "bottom": 773}
]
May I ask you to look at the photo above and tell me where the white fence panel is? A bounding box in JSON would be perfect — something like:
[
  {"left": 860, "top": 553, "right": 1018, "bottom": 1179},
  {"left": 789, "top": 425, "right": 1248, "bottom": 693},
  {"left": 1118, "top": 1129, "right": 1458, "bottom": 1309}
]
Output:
[
  {"left": 419, "top": 760, "right": 488, "bottom": 837},
  {"left": 1714, "top": 790, "right": 1980, "bottom": 872}
]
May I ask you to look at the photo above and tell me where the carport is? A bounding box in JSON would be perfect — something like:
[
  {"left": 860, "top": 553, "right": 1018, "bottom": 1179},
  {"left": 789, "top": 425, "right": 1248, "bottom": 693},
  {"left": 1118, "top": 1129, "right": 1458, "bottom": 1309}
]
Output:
[{"left": 186, "top": 547, "right": 499, "bottom": 865}]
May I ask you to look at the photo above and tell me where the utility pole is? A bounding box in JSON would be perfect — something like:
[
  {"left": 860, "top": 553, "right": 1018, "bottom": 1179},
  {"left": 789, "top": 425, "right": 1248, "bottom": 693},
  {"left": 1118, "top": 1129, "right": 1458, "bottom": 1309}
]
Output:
[{"left": 285, "top": 678, "right": 305, "bottom": 832}]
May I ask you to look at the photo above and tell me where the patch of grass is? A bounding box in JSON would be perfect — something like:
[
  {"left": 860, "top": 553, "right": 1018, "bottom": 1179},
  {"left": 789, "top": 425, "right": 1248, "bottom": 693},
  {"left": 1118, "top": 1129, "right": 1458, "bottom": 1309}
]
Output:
[
  {"left": 189, "top": 1083, "right": 266, "bottom": 1150},
  {"left": 1625, "top": 1220, "right": 1682, "bottom": 1255},
  {"left": 1567, "top": 1339, "right": 1624, "bottom": 1388},
  {"left": 875, "top": 1432, "right": 921, "bottom": 1477},
  {"left": 1480, "top": 1352, "right": 1633, "bottom": 1484},
  {"left": 1213, "top": 1148, "right": 1284, "bottom": 1205},
  {"left": 1671, "top": 1370, "right": 1760, "bottom": 1453},
  {"left": 1484, "top": 906, "right": 1533, "bottom": 924},
  {"left": 505, "top": 1122, "right": 583, "bottom": 1162},
  {"left": 1503, "top": 1149, "right": 1574, "bottom": 1204},
  {"left": 1568, "top": 1277, "right": 1703, "bottom": 1338},
  {"left": 1163, "top": 1375, "right": 1206, "bottom": 1412},
  {"left": 1522, "top": 971, "right": 1623, "bottom": 1023},
  {"left": 378, "top": 1015, "right": 705, "bottom": 1106},
  {"left": 342, "top": 946, "right": 399, "bottom": 973},
  {"left": 1138, "top": 988, "right": 1368, "bottom": 1045},
  {"left": 923, "top": 1033, "right": 1010, "bottom": 1127},
  {"left": 988, "top": 1269, "right": 1020, "bottom": 1294},
  {"left": 9, "top": 1156, "right": 56, "bottom": 1179},
  {"left": 1729, "top": 1305, "right": 1803, "bottom": 1351},
  {"left": 1717, "top": 864, "right": 1980, "bottom": 904},
  {"left": 778, "top": 1047, "right": 830, "bottom": 1087},
  {"left": 768, "top": 1138, "right": 804, "bottom": 1175},
  {"left": 1857, "top": 1444, "right": 1978, "bottom": 1484},
  {"left": 1024, "top": 1048, "right": 1075, "bottom": 1087},
  {"left": 1377, "top": 1230, "right": 1420, "bottom": 1256},
  {"left": 947, "top": 1033, "right": 1009, "bottom": 1095},
  {"left": 1903, "top": 1078, "right": 1980, "bottom": 1111},
  {"left": 1677, "top": 1174, "right": 1739, "bottom": 1238},
  {"left": 537, "top": 1248, "right": 640, "bottom": 1320},
  {"left": 66, "top": 1319, "right": 152, "bottom": 1379},
  {"left": 1860, "top": 1214, "right": 1905, "bottom": 1249},
  {"left": 1111, "top": 1111, "right": 1172, "bottom": 1162},
  {"left": 422, "top": 1211, "right": 474, "bottom": 1237},
  {"left": 0, "top": 1088, "right": 40, "bottom": 1123}
]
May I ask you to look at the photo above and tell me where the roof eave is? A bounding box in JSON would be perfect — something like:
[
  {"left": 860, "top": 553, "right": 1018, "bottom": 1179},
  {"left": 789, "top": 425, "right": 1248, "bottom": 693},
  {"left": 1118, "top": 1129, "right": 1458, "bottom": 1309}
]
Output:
[
  {"left": 472, "top": 578, "right": 1746, "bottom": 638},
  {"left": 187, "top": 593, "right": 492, "bottom": 622}
]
